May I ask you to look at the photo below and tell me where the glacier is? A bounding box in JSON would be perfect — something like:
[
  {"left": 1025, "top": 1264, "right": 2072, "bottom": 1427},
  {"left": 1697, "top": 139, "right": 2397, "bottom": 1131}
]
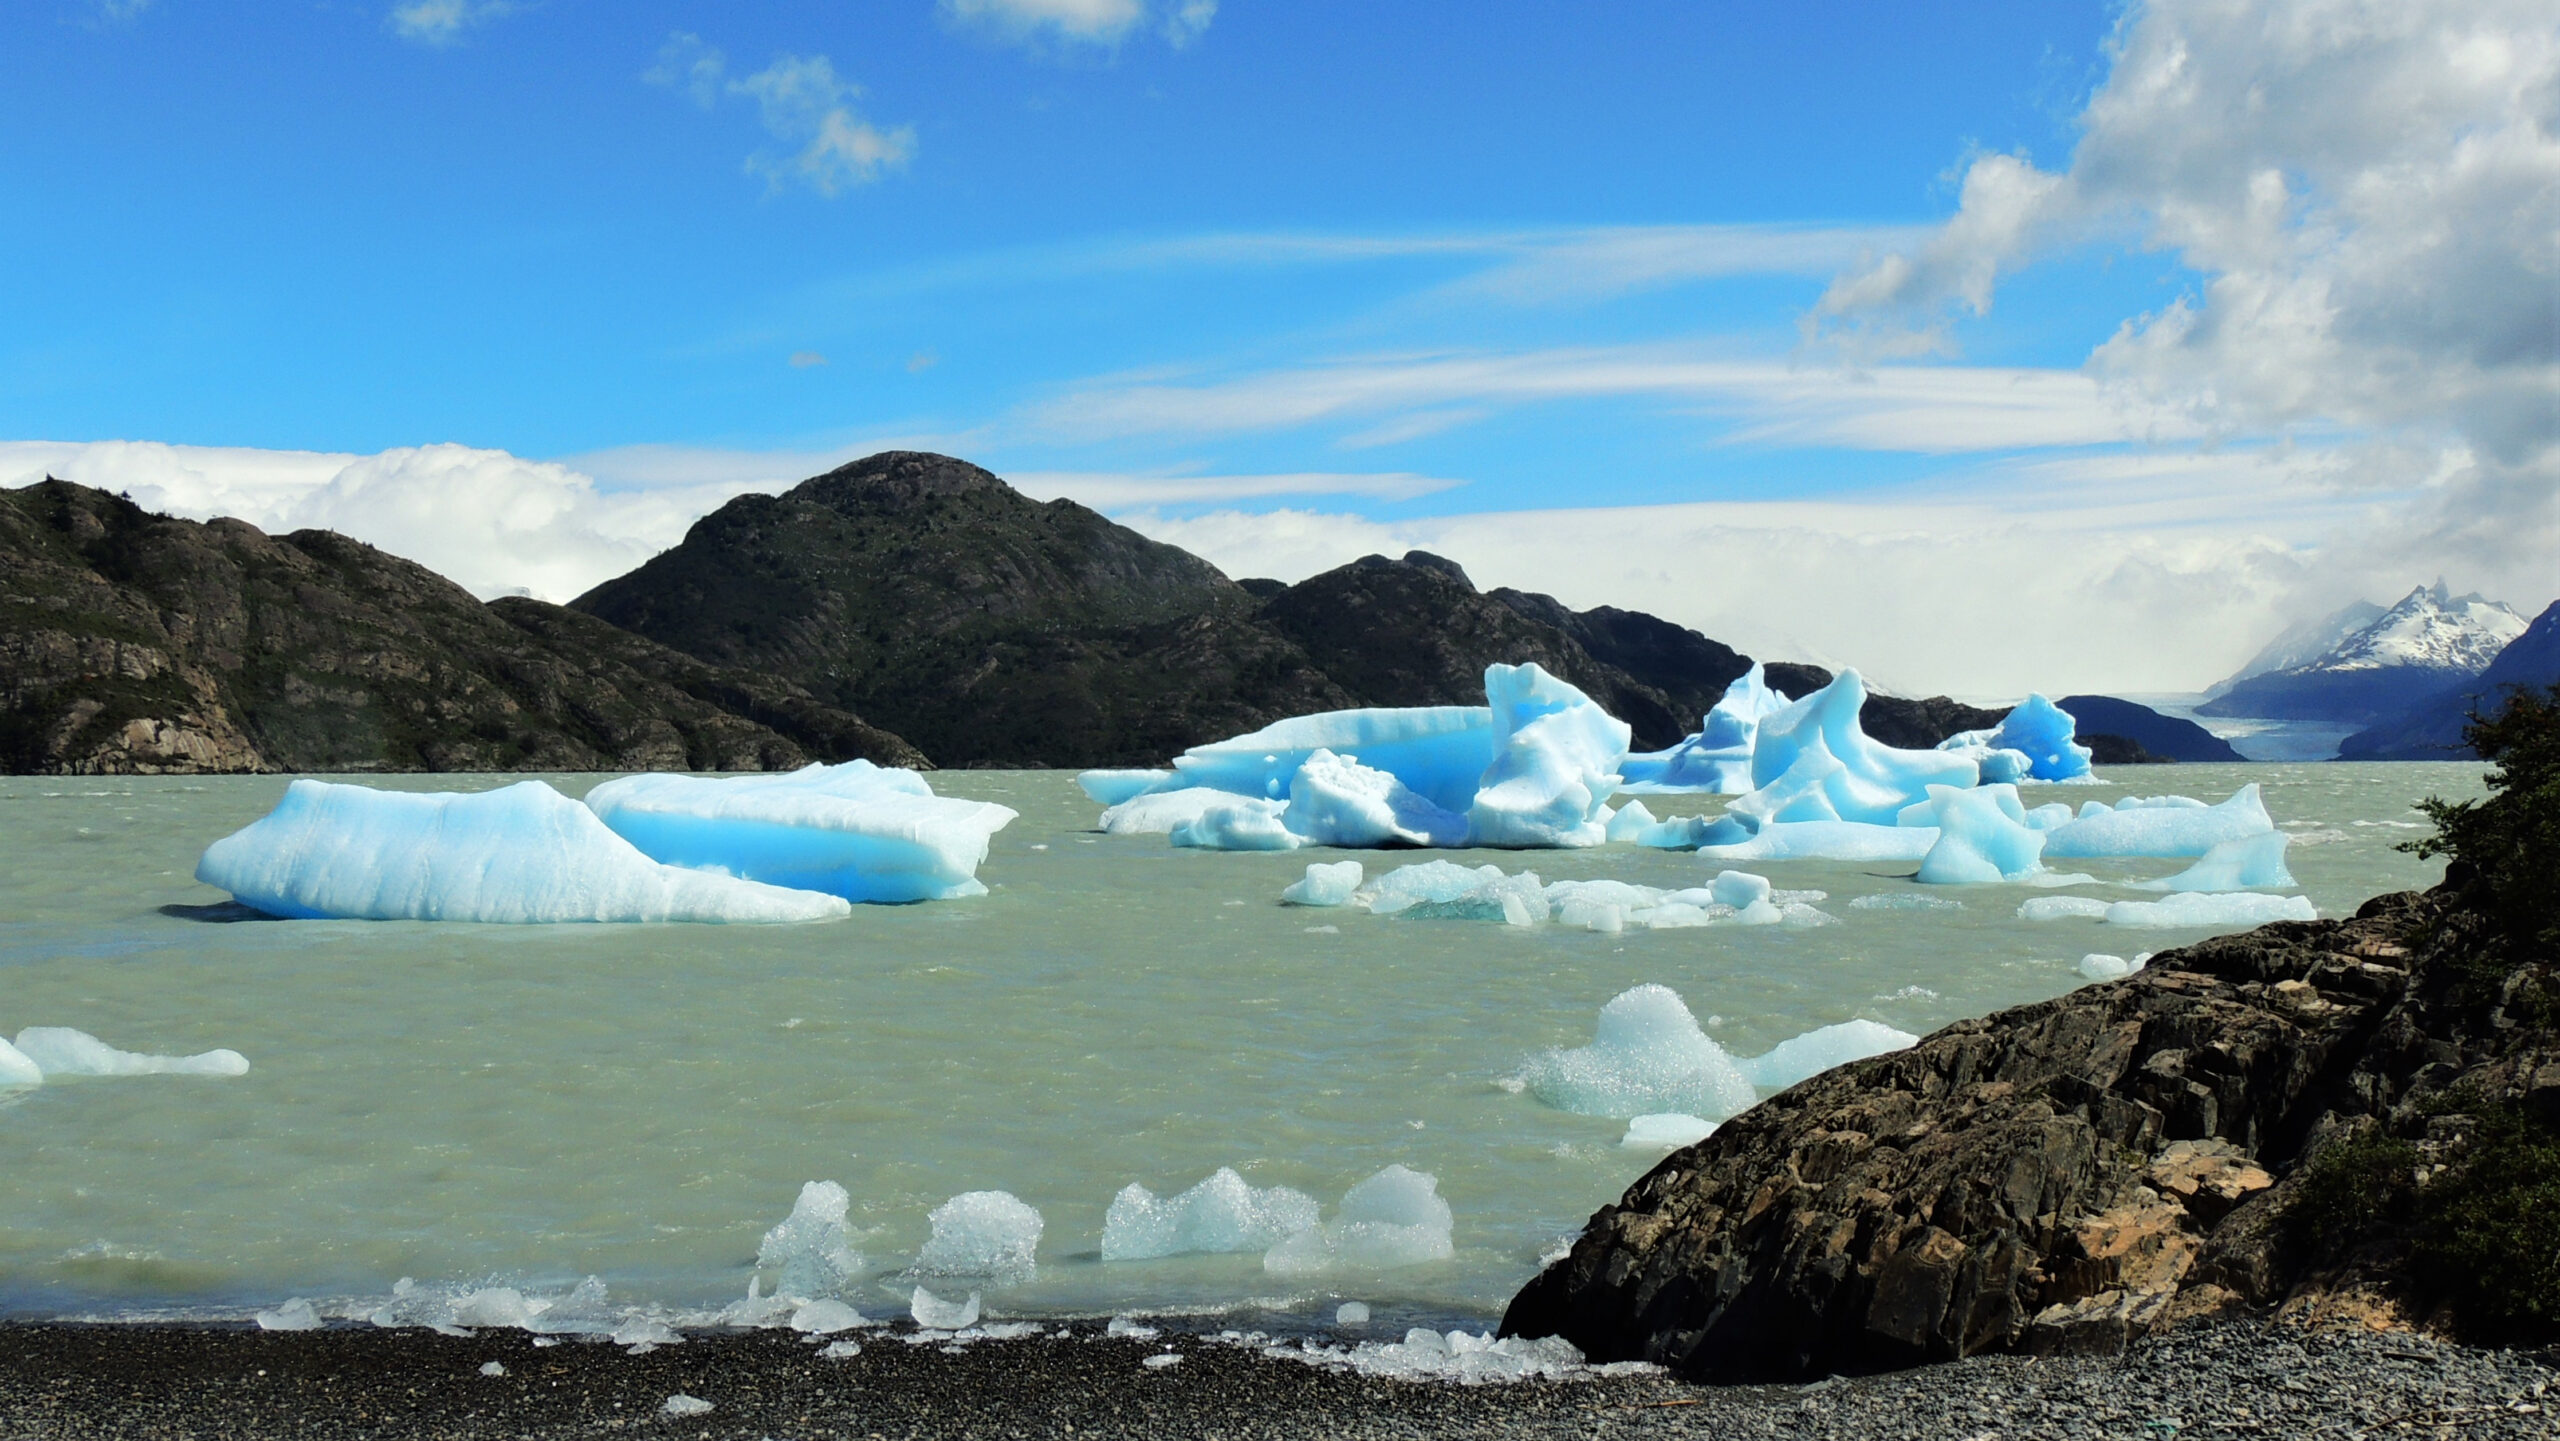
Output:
[
  {"left": 583, "top": 761, "right": 1016, "bottom": 903},
  {"left": 196, "top": 779, "right": 852, "bottom": 924}
]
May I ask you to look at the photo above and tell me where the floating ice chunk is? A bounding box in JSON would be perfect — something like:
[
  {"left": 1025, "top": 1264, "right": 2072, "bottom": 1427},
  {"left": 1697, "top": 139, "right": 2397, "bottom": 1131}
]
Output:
[
  {"left": 1620, "top": 1113, "right": 1716, "bottom": 1150},
  {"left": 2042, "top": 785, "right": 2275, "bottom": 859},
  {"left": 1698, "top": 820, "right": 1939, "bottom": 864},
  {"left": 909, "top": 1286, "right": 980, "bottom": 1329},
  {"left": 1521, "top": 985, "right": 1754, "bottom": 1119},
  {"left": 2103, "top": 893, "right": 2317, "bottom": 929},
  {"left": 2025, "top": 802, "right": 2077, "bottom": 830},
  {"left": 11, "top": 1028, "right": 248, "bottom": 1079},
  {"left": 1099, "top": 789, "right": 1235, "bottom": 835},
  {"left": 2019, "top": 896, "right": 2111, "bottom": 921},
  {"left": 1730, "top": 670, "right": 1980, "bottom": 827},
  {"left": 1618, "top": 665, "right": 1790, "bottom": 795},
  {"left": 1914, "top": 784, "right": 2049, "bottom": 884},
  {"left": 1361, "top": 861, "right": 1508, "bottom": 914},
  {"left": 2078, "top": 953, "right": 2140, "bottom": 981},
  {"left": 661, "top": 1395, "right": 713, "bottom": 1418},
  {"left": 255, "top": 1298, "right": 322, "bottom": 1331},
  {"left": 1262, "top": 1165, "right": 1455, "bottom": 1275},
  {"left": 788, "top": 1299, "right": 865, "bottom": 1335},
  {"left": 197, "top": 779, "right": 851, "bottom": 924},
  {"left": 1283, "top": 749, "right": 1468, "bottom": 848},
  {"left": 0, "top": 1037, "right": 38, "bottom": 1089},
  {"left": 1400, "top": 870, "right": 1544, "bottom": 926},
  {"left": 1736, "top": 1019, "right": 1918, "bottom": 1093},
  {"left": 1282, "top": 860, "right": 1364, "bottom": 907},
  {"left": 582, "top": 761, "right": 1016, "bottom": 903},
  {"left": 915, "top": 1191, "right": 1042, "bottom": 1281},
  {"left": 1544, "top": 879, "right": 1665, "bottom": 913},
  {"left": 1464, "top": 664, "right": 1629, "bottom": 849},
  {"left": 1993, "top": 694, "right": 2096, "bottom": 781},
  {"left": 2135, "top": 832, "right": 2297, "bottom": 892},
  {"left": 1101, "top": 1168, "right": 1321, "bottom": 1261},
  {"left": 757, "top": 1181, "right": 862, "bottom": 1301},
  {"left": 1603, "top": 799, "right": 1657, "bottom": 842},
  {"left": 1077, "top": 769, "right": 1175, "bottom": 805},
  {"left": 1169, "top": 797, "right": 1301, "bottom": 851},
  {"left": 1707, "top": 870, "right": 1771, "bottom": 910},
  {"left": 1159, "top": 707, "right": 1496, "bottom": 813},
  {"left": 1336, "top": 1301, "right": 1370, "bottom": 1326},
  {"left": 1554, "top": 896, "right": 1624, "bottom": 933},
  {"left": 1849, "top": 893, "right": 1965, "bottom": 912}
]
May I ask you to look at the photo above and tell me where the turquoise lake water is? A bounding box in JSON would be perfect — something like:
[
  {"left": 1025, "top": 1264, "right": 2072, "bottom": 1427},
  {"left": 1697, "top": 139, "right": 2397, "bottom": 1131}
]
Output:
[{"left": 0, "top": 763, "right": 2482, "bottom": 1334}]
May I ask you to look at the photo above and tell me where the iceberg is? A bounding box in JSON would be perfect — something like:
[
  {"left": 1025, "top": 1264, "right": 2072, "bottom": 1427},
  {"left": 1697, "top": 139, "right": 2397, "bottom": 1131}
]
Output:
[
  {"left": 1077, "top": 769, "right": 1174, "bottom": 805},
  {"left": 1617, "top": 664, "right": 1791, "bottom": 794},
  {"left": 1992, "top": 694, "right": 2096, "bottom": 782},
  {"left": 1101, "top": 1168, "right": 1321, "bottom": 1261},
  {"left": 1602, "top": 799, "right": 1657, "bottom": 843},
  {"left": 2042, "top": 785, "right": 2275, "bottom": 859},
  {"left": 1099, "top": 789, "right": 1237, "bottom": 835},
  {"left": 1728, "top": 670, "right": 1980, "bottom": 828},
  {"left": 1281, "top": 860, "right": 1364, "bottom": 907},
  {"left": 1734, "top": 1019, "right": 1918, "bottom": 1092},
  {"left": 1361, "top": 861, "right": 1513, "bottom": 915},
  {"left": 1151, "top": 707, "right": 1495, "bottom": 814},
  {"left": 0, "top": 1037, "right": 41, "bottom": 1088},
  {"left": 757, "top": 1181, "right": 863, "bottom": 1301},
  {"left": 11, "top": 1028, "right": 248, "bottom": 1078},
  {"left": 196, "top": 779, "right": 852, "bottom": 924},
  {"left": 2103, "top": 893, "right": 2318, "bottom": 928},
  {"left": 1463, "top": 664, "right": 1631, "bottom": 848},
  {"left": 582, "top": 761, "right": 1015, "bottom": 903},
  {"left": 1621, "top": 1113, "right": 1717, "bottom": 1150},
  {"left": 1913, "top": 785, "right": 2048, "bottom": 884},
  {"left": 1697, "top": 820, "right": 1939, "bottom": 864},
  {"left": 2078, "top": 953, "right": 2142, "bottom": 981},
  {"left": 2135, "top": 832, "right": 2296, "bottom": 892},
  {"left": 1262, "top": 1165, "right": 1455, "bottom": 1275},
  {"left": 1282, "top": 749, "right": 1468, "bottom": 848},
  {"left": 915, "top": 1190, "right": 1042, "bottom": 1281},
  {"left": 1168, "top": 796, "right": 1301, "bottom": 851},
  {"left": 1520, "top": 985, "right": 1754, "bottom": 1119}
]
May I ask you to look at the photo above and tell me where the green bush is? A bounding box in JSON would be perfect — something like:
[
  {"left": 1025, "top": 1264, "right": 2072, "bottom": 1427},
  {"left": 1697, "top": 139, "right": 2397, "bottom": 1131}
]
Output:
[
  {"left": 2412, "top": 1103, "right": 2560, "bottom": 1339},
  {"left": 2287, "top": 1126, "right": 2419, "bottom": 1258},
  {"left": 2403, "top": 682, "right": 2560, "bottom": 952}
]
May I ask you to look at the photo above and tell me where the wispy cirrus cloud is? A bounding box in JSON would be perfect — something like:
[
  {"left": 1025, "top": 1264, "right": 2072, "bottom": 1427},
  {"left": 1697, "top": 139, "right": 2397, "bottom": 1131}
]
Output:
[
  {"left": 943, "top": 0, "right": 1216, "bottom": 50},
  {"left": 388, "top": 0, "right": 517, "bottom": 47},
  {"left": 649, "top": 34, "right": 915, "bottom": 197}
]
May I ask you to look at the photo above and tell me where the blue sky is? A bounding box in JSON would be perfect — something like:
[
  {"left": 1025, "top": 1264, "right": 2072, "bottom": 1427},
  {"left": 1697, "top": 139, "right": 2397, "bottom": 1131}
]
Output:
[{"left": 5, "top": 1, "right": 2552, "bottom": 695}]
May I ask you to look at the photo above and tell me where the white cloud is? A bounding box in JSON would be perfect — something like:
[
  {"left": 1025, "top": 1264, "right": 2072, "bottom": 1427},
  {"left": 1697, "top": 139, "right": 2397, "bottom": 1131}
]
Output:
[
  {"left": 648, "top": 36, "right": 915, "bottom": 197},
  {"left": 942, "top": 0, "right": 1214, "bottom": 48},
  {"left": 388, "top": 0, "right": 516, "bottom": 46},
  {"left": 1809, "top": 0, "right": 2560, "bottom": 602},
  {"left": 1006, "top": 469, "right": 1465, "bottom": 507}
]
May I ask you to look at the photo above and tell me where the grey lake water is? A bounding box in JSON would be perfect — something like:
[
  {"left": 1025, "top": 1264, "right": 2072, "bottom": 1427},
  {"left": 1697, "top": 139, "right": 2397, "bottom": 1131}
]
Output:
[{"left": 0, "top": 763, "right": 2483, "bottom": 1334}]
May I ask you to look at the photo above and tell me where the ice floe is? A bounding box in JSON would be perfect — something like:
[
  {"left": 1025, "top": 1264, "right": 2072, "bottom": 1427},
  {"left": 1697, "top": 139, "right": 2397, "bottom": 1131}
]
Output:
[
  {"left": 197, "top": 779, "right": 852, "bottom": 924},
  {"left": 1101, "top": 1168, "right": 1320, "bottom": 1261},
  {"left": 2041, "top": 785, "right": 2276, "bottom": 859},
  {"left": 1262, "top": 1165, "right": 1455, "bottom": 1275},
  {"left": 582, "top": 760, "right": 1015, "bottom": 903},
  {"left": 909, "top": 1286, "right": 981, "bottom": 1329}
]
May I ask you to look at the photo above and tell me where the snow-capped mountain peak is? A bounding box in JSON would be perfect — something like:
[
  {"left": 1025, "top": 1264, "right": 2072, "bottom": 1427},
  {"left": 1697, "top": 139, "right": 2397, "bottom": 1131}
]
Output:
[{"left": 2314, "top": 581, "right": 2526, "bottom": 674}]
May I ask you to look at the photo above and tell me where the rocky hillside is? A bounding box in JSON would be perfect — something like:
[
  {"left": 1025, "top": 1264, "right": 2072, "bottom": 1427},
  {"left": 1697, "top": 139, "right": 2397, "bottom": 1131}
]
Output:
[
  {"left": 1503, "top": 694, "right": 2560, "bottom": 1378},
  {"left": 0, "top": 480, "right": 920, "bottom": 775},
  {"left": 2055, "top": 695, "right": 2245, "bottom": 763}
]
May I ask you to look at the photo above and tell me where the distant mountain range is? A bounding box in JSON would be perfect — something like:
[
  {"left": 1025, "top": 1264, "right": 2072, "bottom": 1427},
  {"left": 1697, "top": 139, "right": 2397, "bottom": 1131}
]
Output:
[
  {"left": 3, "top": 453, "right": 2200, "bottom": 774},
  {"left": 2339, "top": 599, "right": 2560, "bottom": 759},
  {"left": 2200, "top": 582, "right": 2531, "bottom": 727}
]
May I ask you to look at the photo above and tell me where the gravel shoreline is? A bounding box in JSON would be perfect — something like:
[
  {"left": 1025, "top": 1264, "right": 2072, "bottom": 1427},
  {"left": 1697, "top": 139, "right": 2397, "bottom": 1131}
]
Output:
[{"left": 1, "top": 1318, "right": 2550, "bottom": 1440}]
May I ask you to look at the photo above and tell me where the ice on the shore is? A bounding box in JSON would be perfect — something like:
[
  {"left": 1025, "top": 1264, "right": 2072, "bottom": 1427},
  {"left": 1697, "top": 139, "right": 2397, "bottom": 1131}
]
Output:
[
  {"left": 1282, "top": 860, "right": 1364, "bottom": 907},
  {"left": 255, "top": 1298, "right": 322, "bottom": 1331},
  {"left": 1276, "top": 1329, "right": 1616, "bottom": 1385},
  {"left": 2042, "top": 785, "right": 2275, "bottom": 859},
  {"left": 1101, "top": 1168, "right": 1321, "bottom": 1261},
  {"left": 1617, "top": 664, "right": 1790, "bottom": 794},
  {"left": 915, "top": 1191, "right": 1042, "bottom": 1281},
  {"left": 197, "top": 779, "right": 851, "bottom": 924},
  {"left": 1335, "top": 1301, "right": 1370, "bottom": 1326},
  {"left": 1728, "top": 670, "right": 1980, "bottom": 828},
  {"left": 582, "top": 760, "right": 1016, "bottom": 903},
  {"left": 1464, "top": 664, "right": 1632, "bottom": 849},
  {"left": 757, "top": 1181, "right": 862, "bottom": 1301},
  {"left": 1283, "top": 749, "right": 1468, "bottom": 848},
  {"left": 1621, "top": 1113, "right": 1717, "bottom": 1150},
  {"left": 2021, "top": 892, "right": 2318, "bottom": 928},
  {"left": 661, "top": 1395, "right": 713, "bottom": 1418},
  {"left": 11, "top": 1028, "right": 248, "bottom": 1079},
  {"left": 1735, "top": 1019, "right": 1918, "bottom": 1093},
  {"left": 909, "top": 1286, "right": 981, "bottom": 1329},
  {"left": 1521, "top": 985, "right": 1754, "bottom": 1119},
  {"left": 2136, "top": 832, "right": 2296, "bottom": 892},
  {"left": 1913, "top": 785, "right": 2048, "bottom": 884},
  {"left": 1263, "top": 1165, "right": 1455, "bottom": 1275}
]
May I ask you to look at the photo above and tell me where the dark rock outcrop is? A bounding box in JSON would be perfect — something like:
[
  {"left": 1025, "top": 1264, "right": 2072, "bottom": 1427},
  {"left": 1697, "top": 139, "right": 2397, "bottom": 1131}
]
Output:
[
  {"left": 0, "top": 479, "right": 920, "bottom": 775},
  {"left": 1502, "top": 887, "right": 2560, "bottom": 1379},
  {"left": 2056, "top": 695, "right": 2246, "bottom": 763}
]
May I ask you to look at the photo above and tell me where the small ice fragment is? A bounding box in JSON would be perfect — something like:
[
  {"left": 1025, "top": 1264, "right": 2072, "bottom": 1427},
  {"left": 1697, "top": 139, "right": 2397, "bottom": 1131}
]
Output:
[
  {"left": 819, "top": 1339, "right": 863, "bottom": 1359},
  {"left": 1604, "top": 800, "right": 1657, "bottom": 843},
  {"left": 1520, "top": 985, "right": 1753, "bottom": 1120},
  {"left": 479, "top": 1361, "right": 506, "bottom": 1377},
  {"left": 909, "top": 1286, "right": 980, "bottom": 1330},
  {"left": 0, "top": 1037, "right": 39, "bottom": 1088},
  {"left": 1620, "top": 1113, "right": 1716, "bottom": 1150},
  {"left": 1848, "top": 893, "right": 1964, "bottom": 912},
  {"left": 1336, "top": 1301, "right": 1371, "bottom": 1326},
  {"left": 789, "top": 1299, "right": 865, "bottom": 1335},
  {"left": 2102, "top": 893, "right": 2316, "bottom": 929},
  {"left": 1707, "top": 870, "right": 1771, "bottom": 910},
  {"left": 1281, "top": 861, "right": 1364, "bottom": 908},
  {"left": 612, "top": 1316, "right": 679, "bottom": 1351},
  {"left": 916, "top": 1191, "right": 1042, "bottom": 1281},
  {"left": 2078, "top": 953, "right": 2138, "bottom": 981},
  {"left": 450, "top": 1287, "right": 537, "bottom": 1329},
  {"left": 1106, "top": 1315, "right": 1159, "bottom": 1338},
  {"left": 1102, "top": 1168, "right": 1321, "bottom": 1261},
  {"left": 255, "top": 1299, "right": 321, "bottom": 1332},
  {"left": 1143, "top": 1352, "right": 1184, "bottom": 1369},
  {"left": 661, "top": 1395, "right": 713, "bottom": 1418},
  {"left": 2019, "top": 896, "right": 2111, "bottom": 921}
]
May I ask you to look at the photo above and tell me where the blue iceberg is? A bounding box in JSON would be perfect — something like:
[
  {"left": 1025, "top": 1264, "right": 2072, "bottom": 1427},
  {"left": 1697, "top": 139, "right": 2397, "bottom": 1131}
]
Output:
[
  {"left": 197, "top": 779, "right": 852, "bottom": 924},
  {"left": 1618, "top": 664, "right": 1791, "bottom": 795},
  {"left": 2042, "top": 785, "right": 2276, "bottom": 859},
  {"left": 1936, "top": 693, "right": 2094, "bottom": 784},
  {"left": 1728, "top": 670, "right": 1981, "bottom": 828}
]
